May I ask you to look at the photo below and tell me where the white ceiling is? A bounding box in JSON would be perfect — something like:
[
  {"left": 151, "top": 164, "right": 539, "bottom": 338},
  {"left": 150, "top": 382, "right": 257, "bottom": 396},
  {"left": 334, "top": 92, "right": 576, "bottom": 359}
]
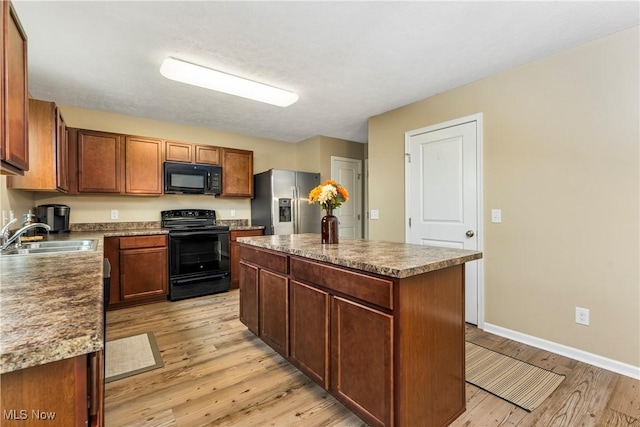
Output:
[{"left": 13, "top": 1, "right": 639, "bottom": 144}]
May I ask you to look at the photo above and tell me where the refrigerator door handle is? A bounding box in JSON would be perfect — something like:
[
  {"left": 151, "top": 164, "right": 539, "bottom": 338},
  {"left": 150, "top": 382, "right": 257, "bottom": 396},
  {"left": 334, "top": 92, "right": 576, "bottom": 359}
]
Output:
[{"left": 292, "top": 186, "right": 299, "bottom": 234}]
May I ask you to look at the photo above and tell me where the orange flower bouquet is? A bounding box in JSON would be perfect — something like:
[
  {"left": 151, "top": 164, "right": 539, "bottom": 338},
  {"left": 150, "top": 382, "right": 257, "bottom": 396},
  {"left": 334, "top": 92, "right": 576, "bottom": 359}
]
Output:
[{"left": 308, "top": 180, "right": 349, "bottom": 212}]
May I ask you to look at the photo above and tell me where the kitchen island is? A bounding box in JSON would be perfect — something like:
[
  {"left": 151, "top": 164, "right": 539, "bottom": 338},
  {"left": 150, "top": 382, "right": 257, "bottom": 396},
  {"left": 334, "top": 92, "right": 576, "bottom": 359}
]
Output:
[{"left": 237, "top": 233, "right": 482, "bottom": 427}]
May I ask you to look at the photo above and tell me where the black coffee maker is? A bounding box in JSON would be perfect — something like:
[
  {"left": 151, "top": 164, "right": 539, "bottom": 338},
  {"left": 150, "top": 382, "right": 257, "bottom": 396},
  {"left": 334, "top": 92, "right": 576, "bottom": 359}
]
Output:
[{"left": 36, "top": 204, "right": 70, "bottom": 232}]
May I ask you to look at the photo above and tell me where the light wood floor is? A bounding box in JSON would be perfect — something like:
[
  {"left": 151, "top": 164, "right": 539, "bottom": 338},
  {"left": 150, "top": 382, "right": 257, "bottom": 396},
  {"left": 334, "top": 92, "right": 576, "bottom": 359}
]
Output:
[{"left": 105, "top": 290, "right": 639, "bottom": 427}]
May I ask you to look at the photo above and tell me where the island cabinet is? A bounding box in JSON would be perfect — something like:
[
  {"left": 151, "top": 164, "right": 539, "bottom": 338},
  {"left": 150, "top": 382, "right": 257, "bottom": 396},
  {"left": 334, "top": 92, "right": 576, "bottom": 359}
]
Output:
[
  {"left": 6, "top": 99, "right": 68, "bottom": 191},
  {"left": 239, "top": 242, "right": 468, "bottom": 427},
  {"left": 239, "top": 245, "right": 289, "bottom": 356},
  {"left": 0, "top": 1, "right": 29, "bottom": 175},
  {"left": 104, "top": 234, "right": 168, "bottom": 309},
  {"left": 0, "top": 351, "right": 104, "bottom": 427}
]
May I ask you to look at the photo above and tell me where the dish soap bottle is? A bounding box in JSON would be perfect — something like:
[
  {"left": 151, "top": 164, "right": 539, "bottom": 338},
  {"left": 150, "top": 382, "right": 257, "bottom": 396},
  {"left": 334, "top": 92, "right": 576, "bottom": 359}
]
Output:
[{"left": 22, "top": 210, "right": 36, "bottom": 238}]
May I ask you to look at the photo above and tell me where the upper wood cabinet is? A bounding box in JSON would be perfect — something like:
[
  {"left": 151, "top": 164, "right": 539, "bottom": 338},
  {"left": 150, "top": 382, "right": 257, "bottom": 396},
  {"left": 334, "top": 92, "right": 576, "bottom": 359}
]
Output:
[
  {"left": 0, "top": 1, "right": 29, "bottom": 175},
  {"left": 221, "top": 148, "right": 253, "bottom": 197},
  {"left": 7, "top": 99, "right": 68, "bottom": 191},
  {"left": 165, "top": 140, "right": 220, "bottom": 165},
  {"left": 125, "top": 136, "right": 163, "bottom": 195},
  {"left": 165, "top": 140, "right": 193, "bottom": 163},
  {"left": 77, "top": 129, "right": 123, "bottom": 193},
  {"left": 75, "top": 129, "right": 163, "bottom": 195},
  {"left": 195, "top": 144, "right": 220, "bottom": 165}
]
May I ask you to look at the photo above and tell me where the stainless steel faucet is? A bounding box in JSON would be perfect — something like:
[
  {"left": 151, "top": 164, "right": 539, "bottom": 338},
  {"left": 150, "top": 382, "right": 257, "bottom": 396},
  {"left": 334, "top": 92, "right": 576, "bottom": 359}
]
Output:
[{"left": 0, "top": 219, "right": 51, "bottom": 251}]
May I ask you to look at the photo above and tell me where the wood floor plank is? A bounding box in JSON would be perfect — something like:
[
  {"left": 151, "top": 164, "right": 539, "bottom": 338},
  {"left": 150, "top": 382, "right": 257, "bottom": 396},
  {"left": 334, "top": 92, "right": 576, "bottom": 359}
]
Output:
[{"left": 106, "top": 290, "right": 640, "bottom": 427}]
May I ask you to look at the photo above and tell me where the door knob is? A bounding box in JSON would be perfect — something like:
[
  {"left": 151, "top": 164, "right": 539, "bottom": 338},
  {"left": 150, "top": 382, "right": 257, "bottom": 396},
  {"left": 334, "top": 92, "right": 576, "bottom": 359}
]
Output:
[{"left": 466, "top": 230, "right": 475, "bottom": 238}]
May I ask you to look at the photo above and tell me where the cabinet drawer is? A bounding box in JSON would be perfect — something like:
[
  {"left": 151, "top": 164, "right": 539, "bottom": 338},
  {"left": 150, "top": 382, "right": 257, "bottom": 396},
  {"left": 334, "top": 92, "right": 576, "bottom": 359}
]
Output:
[
  {"left": 119, "top": 235, "right": 167, "bottom": 249},
  {"left": 240, "top": 245, "right": 288, "bottom": 275},
  {"left": 291, "top": 257, "right": 394, "bottom": 310}
]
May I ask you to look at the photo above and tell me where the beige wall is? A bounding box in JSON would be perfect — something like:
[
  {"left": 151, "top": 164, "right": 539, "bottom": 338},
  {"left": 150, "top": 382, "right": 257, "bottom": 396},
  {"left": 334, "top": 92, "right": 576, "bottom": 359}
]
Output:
[
  {"left": 297, "top": 135, "right": 365, "bottom": 180},
  {"left": 368, "top": 27, "right": 639, "bottom": 367},
  {"left": 1, "top": 106, "right": 362, "bottom": 225}
]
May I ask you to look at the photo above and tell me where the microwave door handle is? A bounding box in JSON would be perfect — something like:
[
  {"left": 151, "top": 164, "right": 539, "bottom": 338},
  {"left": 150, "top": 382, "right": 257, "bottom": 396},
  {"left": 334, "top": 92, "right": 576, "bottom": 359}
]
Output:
[{"left": 207, "top": 172, "right": 212, "bottom": 191}]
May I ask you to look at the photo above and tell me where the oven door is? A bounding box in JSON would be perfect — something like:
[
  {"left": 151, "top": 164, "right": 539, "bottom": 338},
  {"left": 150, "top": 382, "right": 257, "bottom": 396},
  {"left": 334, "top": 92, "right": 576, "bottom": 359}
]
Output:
[{"left": 169, "top": 230, "right": 230, "bottom": 277}]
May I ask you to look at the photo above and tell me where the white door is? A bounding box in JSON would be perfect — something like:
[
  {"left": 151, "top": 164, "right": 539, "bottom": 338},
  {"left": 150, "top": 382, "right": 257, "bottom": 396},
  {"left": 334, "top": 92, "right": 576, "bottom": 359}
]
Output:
[
  {"left": 406, "top": 115, "right": 483, "bottom": 325},
  {"left": 331, "top": 156, "right": 362, "bottom": 238}
]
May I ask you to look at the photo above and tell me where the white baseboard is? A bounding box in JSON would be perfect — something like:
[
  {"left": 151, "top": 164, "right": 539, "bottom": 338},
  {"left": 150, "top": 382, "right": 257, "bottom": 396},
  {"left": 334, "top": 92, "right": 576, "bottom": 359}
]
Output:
[{"left": 483, "top": 323, "right": 640, "bottom": 380}]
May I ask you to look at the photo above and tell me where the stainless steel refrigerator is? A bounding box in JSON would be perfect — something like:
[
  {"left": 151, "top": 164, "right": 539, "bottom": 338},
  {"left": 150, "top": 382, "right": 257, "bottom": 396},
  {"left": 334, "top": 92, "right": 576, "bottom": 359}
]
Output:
[{"left": 251, "top": 169, "right": 321, "bottom": 235}]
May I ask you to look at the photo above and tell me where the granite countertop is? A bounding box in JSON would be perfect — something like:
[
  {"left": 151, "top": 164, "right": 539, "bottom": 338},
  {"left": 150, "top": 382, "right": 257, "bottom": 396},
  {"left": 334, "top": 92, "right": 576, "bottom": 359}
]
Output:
[
  {"left": 237, "top": 233, "right": 483, "bottom": 279},
  {"left": 0, "top": 234, "right": 106, "bottom": 374},
  {"left": 0, "top": 221, "right": 256, "bottom": 374}
]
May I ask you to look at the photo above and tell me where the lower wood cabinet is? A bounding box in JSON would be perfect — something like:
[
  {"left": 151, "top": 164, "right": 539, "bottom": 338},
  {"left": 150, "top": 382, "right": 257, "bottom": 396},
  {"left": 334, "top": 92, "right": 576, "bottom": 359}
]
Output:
[
  {"left": 0, "top": 351, "right": 104, "bottom": 427},
  {"left": 239, "top": 244, "right": 466, "bottom": 427},
  {"left": 105, "top": 234, "right": 168, "bottom": 309},
  {"left": 258, "top": 269, "right": 289, "bottom": 356},
  {"left": 289, "top": 280, "right": 329, "bottom": 388},
  {"left": 331, "top": 296, "right": 393, "bottom": 427},
  {"left": 230, "top": 229, "right": 264, "bottom": 289},
  {"left": 239, "top": 261, "right": 259, "bottom": 335}
]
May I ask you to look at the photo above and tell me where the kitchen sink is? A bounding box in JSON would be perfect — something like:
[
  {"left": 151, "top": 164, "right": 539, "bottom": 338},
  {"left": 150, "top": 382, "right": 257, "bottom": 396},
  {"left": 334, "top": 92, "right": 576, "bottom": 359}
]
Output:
[{"left": 1, "top": 239, "right": 98, "bottom": 256}]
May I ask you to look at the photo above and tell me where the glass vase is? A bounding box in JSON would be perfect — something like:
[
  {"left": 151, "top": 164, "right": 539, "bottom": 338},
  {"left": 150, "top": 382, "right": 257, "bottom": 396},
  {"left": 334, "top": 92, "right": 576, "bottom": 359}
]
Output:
[{"left": 321, "top": 207, "right": 339, "bottom": 244}]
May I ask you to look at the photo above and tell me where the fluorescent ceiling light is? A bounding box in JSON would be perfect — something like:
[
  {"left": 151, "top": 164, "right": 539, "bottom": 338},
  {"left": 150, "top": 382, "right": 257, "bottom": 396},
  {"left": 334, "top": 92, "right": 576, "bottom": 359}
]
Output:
[{"left": 160, "top": 57, "right": 298, "bottom": 107}]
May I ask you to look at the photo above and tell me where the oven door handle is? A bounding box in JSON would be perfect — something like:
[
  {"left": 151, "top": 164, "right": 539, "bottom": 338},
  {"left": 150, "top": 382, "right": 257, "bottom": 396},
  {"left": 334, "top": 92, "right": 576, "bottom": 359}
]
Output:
[
  {"left": 170, "top": 230, "right": 228, "bottom": 238},
  {"left": 173, "top": 273, "right": 229, "bottom": 286}
]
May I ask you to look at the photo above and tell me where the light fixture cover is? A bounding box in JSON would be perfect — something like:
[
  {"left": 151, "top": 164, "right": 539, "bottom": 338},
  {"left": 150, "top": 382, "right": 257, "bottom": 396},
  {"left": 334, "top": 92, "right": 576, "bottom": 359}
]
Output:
[{"left": 159, "top": 57, "right": 298, "bottom": 107}]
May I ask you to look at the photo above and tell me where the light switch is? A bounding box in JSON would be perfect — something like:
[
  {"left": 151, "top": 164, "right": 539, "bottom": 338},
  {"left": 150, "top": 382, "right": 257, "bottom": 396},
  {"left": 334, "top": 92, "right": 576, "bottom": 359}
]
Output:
[
  {"left": 491, "top": 209, "right": 502, "bottom": 223},
  {"left": 370, "top": 210, "right": 379, "bottom": 220}
]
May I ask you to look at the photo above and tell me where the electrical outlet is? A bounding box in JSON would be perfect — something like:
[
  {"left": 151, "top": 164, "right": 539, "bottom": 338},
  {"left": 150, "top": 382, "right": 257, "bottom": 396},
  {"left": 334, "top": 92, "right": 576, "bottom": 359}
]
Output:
[
  {"left": 231, "top": 209, "right": 236, "bottom": 218},
  {"left": 110, "top": 209, "right": 119, "bottom": 220},
  {"left": 575, "top": 307, "right": 590, "bottom": 326}
]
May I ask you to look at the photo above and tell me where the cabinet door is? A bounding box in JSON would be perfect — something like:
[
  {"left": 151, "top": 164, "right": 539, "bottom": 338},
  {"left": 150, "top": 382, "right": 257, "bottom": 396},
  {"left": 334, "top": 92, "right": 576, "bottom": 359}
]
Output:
[
  {"left": 120, "top": 247, "right": 167, "bottom": 300},
  {"left": 125, "top": 136, "right": 163, "bottom": 194},
  {"left": 195, "top": 144, "right": 220, "bottom": 165},
  {"left": 88, "top": 350, "right": 104, "bottom": 427},
  {"left": 331, "top": 296, "right": 393, "bottom": 427},
  {"left": 1, "top": 2, "right": 29, "bottom": 174},
  {"left": 221, "top": 148, "right": 253, "bottom": 197},
  {"left": 55, "top": 108, "right": 68, "bottom": 191},
  {"left": 165, "top": 140, "right": 193, "bottom": 163},
  {"left": 77, "top": 130, "right": 122, "bottom": 193},
  {"left": 0, "top": 354, "right": 89, "bottom": 427},
  {"left": 6, "top": 100, "right": 69, "bottom": 192},
  {"left": 259, "top": 269, "right": 289, "bottom": 356},
  {"left": 290, "top": 280, "right": 329, "bottom": 388},
  {"left": 239, "top": 261, "right": 259, "bottom": 335},
  {"left": 230, "top": 229, "right": 264, "bottom": 289}
]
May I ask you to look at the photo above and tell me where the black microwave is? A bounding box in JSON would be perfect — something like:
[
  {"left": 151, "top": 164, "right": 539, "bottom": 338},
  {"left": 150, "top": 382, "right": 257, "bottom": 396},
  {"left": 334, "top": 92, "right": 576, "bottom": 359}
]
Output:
[{"left": 164, "top": 161, "right": 222, "bottom": 195}]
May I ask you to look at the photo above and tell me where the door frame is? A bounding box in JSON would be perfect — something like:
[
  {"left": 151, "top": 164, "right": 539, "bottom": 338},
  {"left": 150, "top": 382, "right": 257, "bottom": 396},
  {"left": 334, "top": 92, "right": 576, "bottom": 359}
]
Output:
[
  {"left": 331, "top": 156, "right": 363, "bottom": 238},
  {"left": 404, "top": 113, "right": 485, "bottom": 328}
]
